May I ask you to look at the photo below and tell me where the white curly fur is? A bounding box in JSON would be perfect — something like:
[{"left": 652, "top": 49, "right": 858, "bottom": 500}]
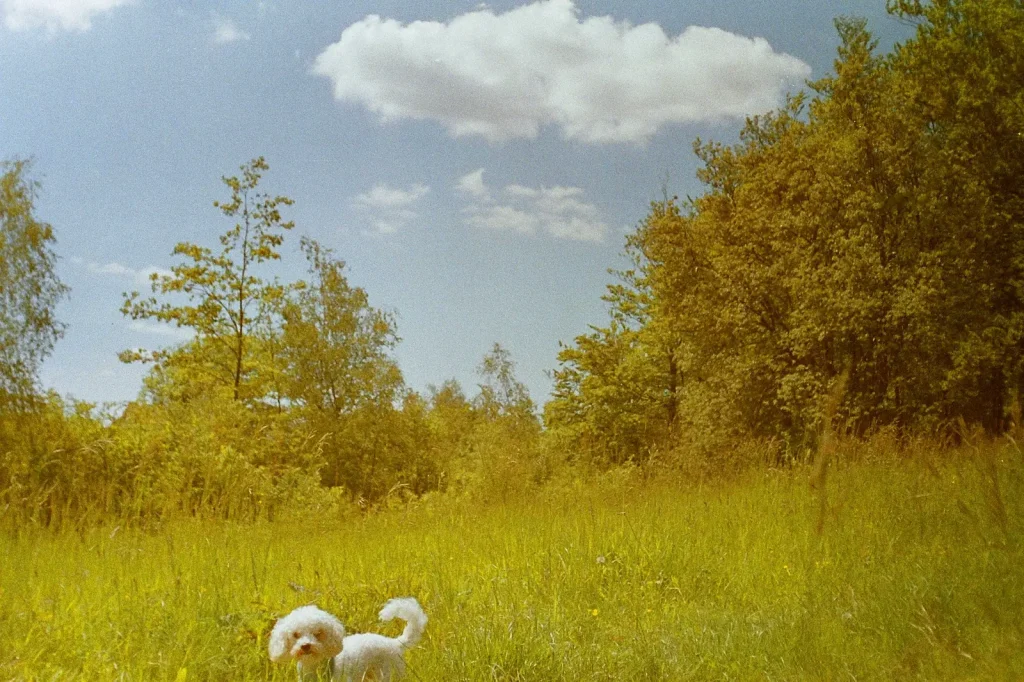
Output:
[
  {"left": 269, "top": 598, "right": 427, "bottom": 681},
  {"left": 268, "top": 605, "right": 346, "bottom": 680}
]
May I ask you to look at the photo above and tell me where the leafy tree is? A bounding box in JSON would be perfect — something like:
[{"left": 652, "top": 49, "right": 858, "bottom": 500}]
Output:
[
  {"left": 551, "top": 2, "right": 1024, "bottom": 459},
  {"left": 120, "top": 157, "right": 293, "bottom": 402},
  {"left": 423, "top": 380, "right": 477, "bottom": 488},
  {"left": 0, "top": 159, "right": 68, "bottom": 407},
  {"left": 885, "top": 0, "right": 1024, "bottom": 425},
  {"left": 318, "top": 393, "right": 439, "bottom": 503},
  {"left": 545, "top": 237, "right": 676, "bottom": 464},
  {"left": 274, "top": 236, "right": 422, "bottom": 501},
  {"left": 280, "top": 237, "right": 402, "bottom": 413},
  {"left": 475, "top": 342, "right": 536, "bottom": 420},
  {"left": 458, "top": 344, "right": 544, "bottom": 499}
]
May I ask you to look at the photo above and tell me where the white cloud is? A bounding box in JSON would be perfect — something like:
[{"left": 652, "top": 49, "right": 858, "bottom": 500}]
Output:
[
  {"left": 212, "top": 13, "right": 250, "bottom": 44},
  {"left": 87, "top": 261, "right": 134, "bottom": 276},
  {"left": 134, "top": 265, "right": 174, "bottom": 286},
  {"left": 128, "top": 320, "right": 194, "bottom": 341},
  {"left": 354, "top": 182, "right": 429, "bottom": 209},
  {"left": 456, "top": 168, "right": 490, "bottom": 200},
  {"left": 458, "top": 169, "right": 607, "bottom": 242},
  {"left": 84, "top": 260, "right": 173, "bottom": 286},
  {"left": 352, "top": 182, "right": 430, "bottom": 235},
  {"left": 465, "top": 204, "right": 538, "bottom": 236},
  {"left": 1, "top": 0, "right": 133, "bottom": 32},
  {"left": 312, "top": 0, "right": 811, "bottom": 144}
]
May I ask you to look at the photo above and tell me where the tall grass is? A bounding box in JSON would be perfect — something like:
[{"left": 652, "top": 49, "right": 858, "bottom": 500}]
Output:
[{"left": 1, "top": 439, "right": 1022, "bottom": 680}]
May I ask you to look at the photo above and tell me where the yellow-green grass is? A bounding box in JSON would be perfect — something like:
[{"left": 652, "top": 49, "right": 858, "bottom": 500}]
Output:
[{"left": 2, "top": 445, "right": 1022, "bottom": 680}]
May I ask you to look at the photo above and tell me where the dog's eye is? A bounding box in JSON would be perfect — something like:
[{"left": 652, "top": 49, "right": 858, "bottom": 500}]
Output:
[{"left": 292, "top": 631, "right": 300, "bottom": 639}]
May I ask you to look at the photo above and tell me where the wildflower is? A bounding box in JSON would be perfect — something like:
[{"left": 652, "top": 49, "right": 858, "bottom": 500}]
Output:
[{"left": 591, "top": 608, "right": 599, "bottom": 617}]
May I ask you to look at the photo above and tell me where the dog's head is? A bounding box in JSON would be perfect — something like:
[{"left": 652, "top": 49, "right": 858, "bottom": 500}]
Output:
[{"left": 268, "top": 605, "right": 345, "bottom": 666}]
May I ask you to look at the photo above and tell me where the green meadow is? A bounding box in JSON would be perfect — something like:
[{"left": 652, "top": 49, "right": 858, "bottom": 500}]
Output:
[{"left": 3, "top": 440, "right": 1022, "bottom": 681}]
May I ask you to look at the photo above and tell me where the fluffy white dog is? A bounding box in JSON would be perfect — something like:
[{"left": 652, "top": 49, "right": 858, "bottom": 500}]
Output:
[{"left": 269, "top": 598, "right": 427, "bottom": 681}]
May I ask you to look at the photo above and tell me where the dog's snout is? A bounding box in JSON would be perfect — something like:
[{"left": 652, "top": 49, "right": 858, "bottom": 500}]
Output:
[{"left": 299, "top": 642, "right": 312, "bottom": 653}]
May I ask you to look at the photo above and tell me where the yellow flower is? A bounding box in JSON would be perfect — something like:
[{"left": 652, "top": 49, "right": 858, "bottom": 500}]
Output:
[{"left": 590, "top": 608, "right": 599, "bottom": 617}]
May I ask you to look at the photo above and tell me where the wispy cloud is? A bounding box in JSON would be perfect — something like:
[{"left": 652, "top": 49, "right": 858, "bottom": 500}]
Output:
[
  {"left": 457, "top": 168, "right": 607, "bottom": 242},
  {"left": 212, "top": 12, "right": 250, "bottom": 44},
  {"left": 352, "top": 182, "right": 429, "bottom": 235},
  {"left": 87, "top": 261, "right": 134, "bottom": 276},
  {"left": 1, "top": 0, "right": 134, "bottom": 32},
  {"left": 84, "top": 260, "right": 173, "bottom": 287},
  {"left": 313, "top": 0, "right": 810, "bottom": 144},
  {"left": 128, "top": 320, "right": 194, "bottom": 341}
]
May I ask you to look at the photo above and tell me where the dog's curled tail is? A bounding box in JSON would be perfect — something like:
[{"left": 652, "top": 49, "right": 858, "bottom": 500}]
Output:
[{"left": 379, "top": 597, "right": 427, "bottom": 649}]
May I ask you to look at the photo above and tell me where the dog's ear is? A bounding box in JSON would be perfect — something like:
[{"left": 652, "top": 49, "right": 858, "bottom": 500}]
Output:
[
  {"left": 268, "top": 618, "right": 293, "bottom": 662},
  {"left": 322, "top": 614, "right": 346, "bottom": 657}
]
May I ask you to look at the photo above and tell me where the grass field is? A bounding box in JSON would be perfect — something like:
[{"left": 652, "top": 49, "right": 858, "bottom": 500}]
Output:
[{"left": 2, "top": 440, "right": 1022, "bottom": 680}]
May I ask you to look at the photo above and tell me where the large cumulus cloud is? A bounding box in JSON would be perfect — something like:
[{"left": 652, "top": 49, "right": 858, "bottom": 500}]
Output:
[{"left": 313, "top": 0, "right": 811, "bottom": 143}]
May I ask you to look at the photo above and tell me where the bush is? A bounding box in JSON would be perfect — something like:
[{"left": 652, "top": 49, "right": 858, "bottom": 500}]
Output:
[{"left": 0, "top": 395, "right": 329, "bottom": 529}]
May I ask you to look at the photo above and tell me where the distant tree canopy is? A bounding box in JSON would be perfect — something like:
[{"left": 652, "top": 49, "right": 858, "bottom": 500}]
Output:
[
  {"left": 0, "top": 159, "right": 68, "bottom": 408},
  {"left": 280, "top": 236, "right": 403, "bottom": 415},
  {"left": 107, "top": 158, "right": 544, "bottom": 508},
  {"left": 547, "top": 0, "right": 1024, "bottom": 463}
]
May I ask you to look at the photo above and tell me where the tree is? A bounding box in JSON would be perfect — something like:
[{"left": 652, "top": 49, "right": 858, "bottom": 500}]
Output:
[
  {"left": 424, "top": 379, "right": 477, "bottom": 483},
  {"left": 120, "top": 157, "right": 293, "bottom": 402},
  {"left": 551, "top": 2, "right": 1024, "bottom": 457},
  {"left": 885, "top": 0, "right": 1024, "bottom": 426},
  {"left": 545, "top": 235, "right": 677, "bottom": 465},
  {"left": 274, "top": 236, "right": 420, "bottom": 500},
  {"left": 279, "top": 237, "right": 402, "bottom": 413},
  {"left": 0, "top": 159, "right": 68, "bottom": 407},
  {"left": 465, "top": 344, "right": 543, "bottom": 498},
  {"left": 475, "top": 343, "right": 536, "bottom": 420}
]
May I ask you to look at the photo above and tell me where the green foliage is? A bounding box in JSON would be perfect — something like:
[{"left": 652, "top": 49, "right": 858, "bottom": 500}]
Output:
[
  {"left": 400, "top": 348, "right": 549, "bottom": 503},
  {"left": 0, "top": 152, "right": 553, "bottom": 523},
  {"left": 0, "top": 159, "right": 68, "bottom": 407},
  {"left": 424, "top": 379, "right": 477, "bottom": 484},
  {"left": 549, "top": 1, "right": 1024, "bottom": 461},
  {"left": 280, "top": 237, "right": 403, "bottom": 413},
  {"left": 461, "top": 344, "right": 545, "bottom": 500},
  {"left": 311, "top": 395, "right": 437, "bottom": 505},
  {"left": 546, "top": 237, "right": 677, "bottom": 465},
  {"left": 475, "top": 342, "right": 537, "bottom": 420},
  {"left": 0, "top": 395, "right": 329, "bottom": 529},
  {"left": 274, "top": 236, "right": 428, "bottom": 503},
  {"left": 120, "top": 157, "right": 294, "bottom": 402}
]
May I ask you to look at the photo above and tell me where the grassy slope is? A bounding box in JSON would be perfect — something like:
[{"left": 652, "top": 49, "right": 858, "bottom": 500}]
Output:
[{"left": 1, "top": 444, "right": 1022, "bottom": 680}]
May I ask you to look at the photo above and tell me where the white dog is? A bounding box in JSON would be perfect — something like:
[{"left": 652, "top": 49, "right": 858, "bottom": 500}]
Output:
[{"left": 269, "top": 598, "right": 427, "bottom": 681}]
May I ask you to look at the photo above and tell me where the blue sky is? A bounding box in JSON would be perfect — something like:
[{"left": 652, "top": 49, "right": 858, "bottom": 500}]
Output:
[{"left": 0, "top": 0, "right": 912, "bottom": 406}]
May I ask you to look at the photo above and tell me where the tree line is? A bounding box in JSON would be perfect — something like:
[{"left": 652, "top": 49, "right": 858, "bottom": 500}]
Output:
[
  {"left": 546, "top": 0, "right": 1024, "bottom": 465},
  {"left": 2, "top": 0, "right": 1021, "bottom": 526},
  {"left": 0, "top": 157, "right": 544, "bottom": 527}
]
